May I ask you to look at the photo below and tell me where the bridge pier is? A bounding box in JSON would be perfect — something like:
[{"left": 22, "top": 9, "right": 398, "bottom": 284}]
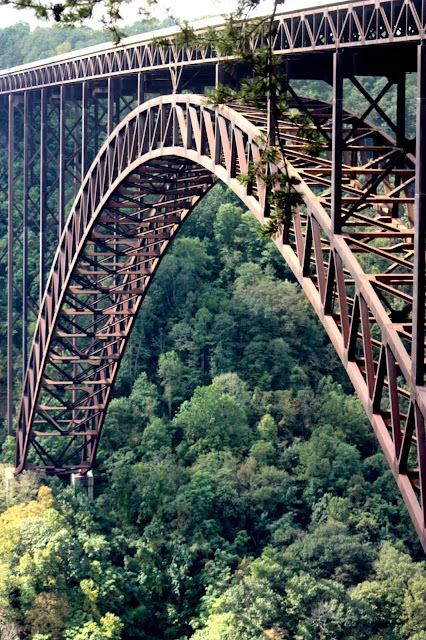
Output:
[
  {"left": 70, "top": 471, "right": 94, "bottom": 499},
  {"left": 414, "top": 44, "right": 426, "bottom": 388},
  {"left": 331, "top": 51, "right": 343, "bottom": 235},
  {"left": 4, "top": 466, "right": 14, "bottom": 506}
]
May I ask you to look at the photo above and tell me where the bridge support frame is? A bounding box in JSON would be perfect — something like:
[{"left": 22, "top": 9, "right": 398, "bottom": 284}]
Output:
[
  {"left": 22, "top": 92, "right": 29, "bottom": 380},
  {"left": 7, "top": 95, "right": 14, "bottom": 437},
  {"left": 414, "top": 44, "right": 426, "bottom": 387},
  {"left": 2, "top": 33, "right": 424, "bottom": 550},
  {"left": 71, "top": 471, "right": 94, "bottom": 499},
  {"left": 331, "top": 51, "right": 343, "bottom": 235}
]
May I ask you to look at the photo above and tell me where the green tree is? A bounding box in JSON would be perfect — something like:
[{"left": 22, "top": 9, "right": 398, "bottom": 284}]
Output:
[
  {"left": 139, "top": 417, "right": 172, "bottom": 456},
  {"left": 213, "top": 203, "right": 243, "bottom": 248},
  {"left": 212, "top": 373, "right": 252, "bottom": 412},
  {"left": 158, "top": 350, "right": 185, "bottom": 419},
  {"left": 175, "top": 384, "right": 250, "bottom": 460},
  {"left": 193, "top": 577, "right": 284, "bottom": 640},
  {"left": 64, "top": 613, "right": 123, "bottom": 640},
  {"left": 257, "top": 414, "right": 277, "bottom": 443},
  {"left": 130, "top": 371, "right": 159, "bottom": 421},
  {"left": 192, "top": 307, "right": 213, "bottom": 374}
]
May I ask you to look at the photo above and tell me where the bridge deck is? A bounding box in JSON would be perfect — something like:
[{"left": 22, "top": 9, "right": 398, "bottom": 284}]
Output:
[{"left": 0, "top": 0, "right": 424, "bottom": 93}]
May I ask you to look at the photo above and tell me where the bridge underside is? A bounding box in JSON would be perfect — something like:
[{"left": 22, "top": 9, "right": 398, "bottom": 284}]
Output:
[{"left": 12, "top": 90, "right": 426, "bottom": 552}]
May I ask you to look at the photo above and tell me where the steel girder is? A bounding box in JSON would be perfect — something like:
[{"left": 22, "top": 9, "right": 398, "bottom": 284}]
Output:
[
  {"left": 13, "top": 92, "right": 426, "bottom": 551},
  {"left": 0, "top": 0, "right": 425, "bottom": 93},
  {"left": 4, "top": 80, "right": 142, "bottom": 435}
]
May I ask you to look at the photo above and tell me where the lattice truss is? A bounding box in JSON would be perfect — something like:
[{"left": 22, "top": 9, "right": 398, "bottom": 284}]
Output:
[
  {"left": 2, "top": 86, "right": 138, "bottom": 384},
  {"left": 14, "top": 93, "right": 425, "bottom": 550},
  {"left": 0, "top": 0, "right": 425, "bottom": 93}
]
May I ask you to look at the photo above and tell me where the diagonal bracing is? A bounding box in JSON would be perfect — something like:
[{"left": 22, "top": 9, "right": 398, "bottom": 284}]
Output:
[{"left": 13, "top": 94, "right": 426, "bottom": 553}]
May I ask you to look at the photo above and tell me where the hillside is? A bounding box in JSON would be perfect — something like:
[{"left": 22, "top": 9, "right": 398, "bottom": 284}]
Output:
[{"left": 0, "top": 184, "right": 425, "bottom": 640}]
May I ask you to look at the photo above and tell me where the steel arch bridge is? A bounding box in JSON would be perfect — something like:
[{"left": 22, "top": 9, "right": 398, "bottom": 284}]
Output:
[{"left": 0, "top": 0, "right": 425, "bottom": 551}]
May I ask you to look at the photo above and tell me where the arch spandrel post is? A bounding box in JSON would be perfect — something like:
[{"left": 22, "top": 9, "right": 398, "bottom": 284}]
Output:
[{"left": 13, "top": 93, "right": 426, "bottom": 552}]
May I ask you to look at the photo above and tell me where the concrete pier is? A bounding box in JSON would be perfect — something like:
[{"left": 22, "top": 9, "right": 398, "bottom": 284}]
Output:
[{"left": 70, "top": 470, "right": 94, "bottom": 498}]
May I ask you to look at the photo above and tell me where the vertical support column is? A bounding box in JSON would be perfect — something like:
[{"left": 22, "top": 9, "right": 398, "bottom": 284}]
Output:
[
  {"left": 39, "top": 88, "right": 47, "bottom": 304},
  {"left": 396, "top": 73, "right": 406, "bottom": 148},
  {"left": 22, "top": 92, "right": 29, "bottom": 380},
  {"left": 71, "top": 470, "right": 94, "bottom": 498},
  {"left": 73, "top": 93, "right": 80, "bottom": 200},
  {"left": 332, "top": 51, "right": 343, "bottom": 234},
  {"left": 94, "top": 92, "right": 99, "bottom": 156},
  {"left": 216, "top": 62, "right": 232, "bottom": 97},
  {"left": 108, "top": 77, "right": 114, "bottom": 136},
  {"left": 137, "top": 72, "right": 145, "bottom": 106},
  {"left": 413, "top": 45, "right": 426, "bottom": 386},
  {"left": 72, "top": 85, "right": 81, "bottom": 428},
  {"left": 267, "top": 96, "right": 277, "bottom": 146},
  {"left": 108, "top": 76, "right": 118, "bottom": 297},
  {"left": 81, "top": 81, "right": 88, "bottom": 181},
  {"left": 215, "top": 62, "right": 224, "bottom": 89},
  {"left": 115, "top": 86, "right": 120, "bottom": 131},
  {"left": 7, "top": 95, "right": 14, "bottom": 437},
  {"left": 393, "top": 73, "right": 406, "bottom": 219},
  {"left": 58, "top": 85, "right": 66, "bottom": 236}
]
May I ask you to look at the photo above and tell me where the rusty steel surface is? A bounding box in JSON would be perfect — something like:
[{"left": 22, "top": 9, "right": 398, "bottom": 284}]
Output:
[
  {"left": 13, "top": 92, "right": 426, "bottom": 552},
  {"left": 0, "top": 0, "right": 426, "bottom": 92}
]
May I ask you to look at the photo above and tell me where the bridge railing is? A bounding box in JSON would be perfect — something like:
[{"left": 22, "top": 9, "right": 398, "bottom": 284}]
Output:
[{"left": 0, "top": 0, "right": 425, "bottom": 92}]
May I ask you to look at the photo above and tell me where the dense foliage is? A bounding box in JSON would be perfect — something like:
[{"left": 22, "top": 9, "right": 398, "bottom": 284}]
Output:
[{"left": 0, "top": 185, "right": 425, "bottom": 640}]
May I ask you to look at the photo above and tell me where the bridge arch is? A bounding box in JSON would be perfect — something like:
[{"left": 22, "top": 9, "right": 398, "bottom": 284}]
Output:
[{"left": 15, "top": 94, "right": 425, "bottom": 550}]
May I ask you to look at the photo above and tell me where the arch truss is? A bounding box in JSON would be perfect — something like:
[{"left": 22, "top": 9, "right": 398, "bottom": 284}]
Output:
[{"left": 14, "top": 92, "right": 426, "bottom": 551}]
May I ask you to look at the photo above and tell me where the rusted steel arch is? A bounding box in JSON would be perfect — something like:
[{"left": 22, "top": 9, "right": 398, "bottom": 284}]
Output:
[{"left": 14, "top": 93, "right": 425, "bottom": 551}]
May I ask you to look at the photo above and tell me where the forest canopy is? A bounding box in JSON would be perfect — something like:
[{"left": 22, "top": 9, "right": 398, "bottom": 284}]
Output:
[{"left": 0, "top": 184, "right": 425, "bottom": 640}]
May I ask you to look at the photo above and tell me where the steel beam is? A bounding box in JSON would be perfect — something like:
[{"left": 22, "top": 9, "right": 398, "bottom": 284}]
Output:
[
  {"left": 5, "top": 15, "right": 425, "bottom": 552},
  {"left": 108, "top": 77, "right": 115, "bottom": 136},
  {"left": 413, "top": 45, "right": 426, "bottom": 386},
  {"left": 82, "top": 82, "right": 88, "bottom": 180},
  {"left": 39, "top": 89, "right": 47, "bottom": 303},
  {"left": 137, "top": 73, "right": 145, "bottom": 106},
  {"left": 22, "top": 92, "right": 28, "bottom": 379},
  {"left": 331, "top": 52, "right": 343, "bottom": 234},
  {"left": 391, "top": 73, "right": 407, "bottom": 218},
  {"left": 0, "top": 1, "right": 425, "bottom": 94},
  {"left": 7, "top": 95, "right": 13, "bottom": 437},
  {"left": 59, "top": 86, "right": 66, "bottom": 236}
]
